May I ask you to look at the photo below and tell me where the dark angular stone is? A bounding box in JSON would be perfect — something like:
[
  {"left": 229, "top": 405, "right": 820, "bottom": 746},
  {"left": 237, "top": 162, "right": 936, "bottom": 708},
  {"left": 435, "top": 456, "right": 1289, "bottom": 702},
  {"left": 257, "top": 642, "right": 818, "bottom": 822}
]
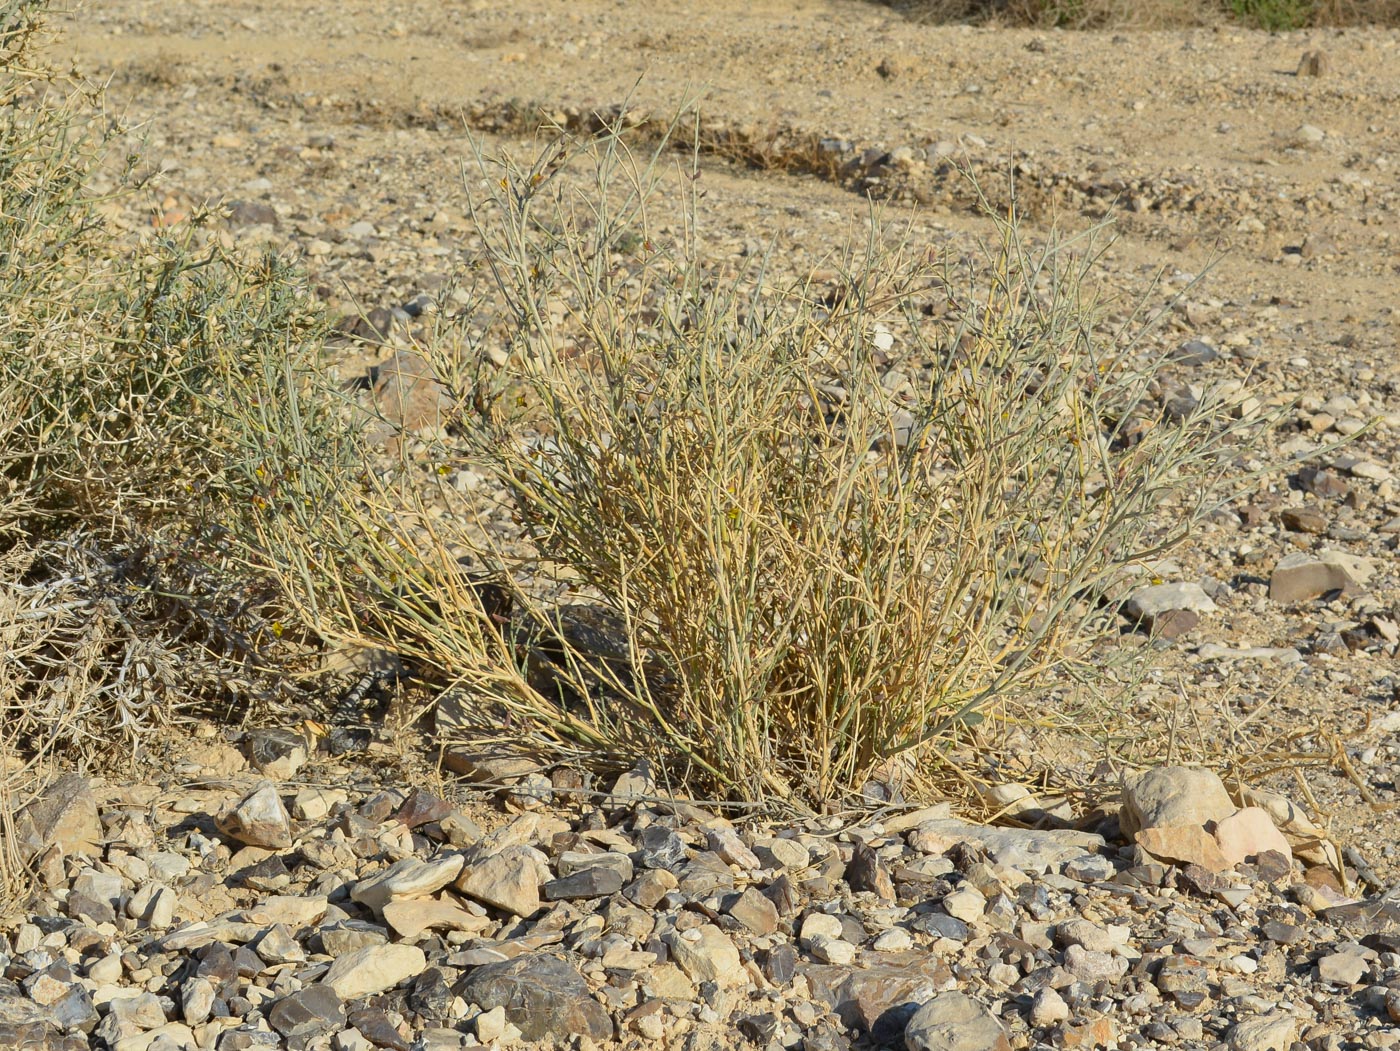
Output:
[
  {"left": 239, "top": 854, "right": 291, "bottom": 891},
  {"left": 347, "top": 1007, "right": 412, "bottom": 1051},
  {"left": 359, "top": 789, "right": 404, "bottom": 823},
  {"left": 1173, "top": 340, "right": 1220, "bottom": 366},
  {"left": 409, "top": 966, "right": 455, "bottom": 1021},
  {"left": 678, "top": 852, "right": 734, "bottom": 896},
  {"left": 1176, "top": 863, "right": 1230, "bottom": 896},
  {"left": 1147, "top": 608, "right": 1200, "bottom": 639},
  {"left": 194, "top": 943, "right": 238, "bottom": 985},
  {"left": 65, "top": 891, "right": 115, "bottom": 927},
  {"left": 65, "top": 927, "right": 105, "bottom": 957},
  {"left": 455, "top": 953, "right": 612, "bottom": 1042},
  {"left": 738, "top": 1012, "right": 780, "bottom": 1043},
  {"left": 760, "top": 943, "right": 798, "bottom": 986},
  {"left": 1262, "top": 920, "right": 1304, "bottom": 945},
  {"left": 267, "top": 984, "right": 345, "bottom": 1049},
  {"left": 48, "top": 983, "right": 98, "bottom": 1033},
  {"left": 762, "top": 874, "right": 798, "bottom": 916},
  {"left": 912, "top": 912, "right": 969, "bottom": 941},
  {"left": 1254, "top": 849, "right": 1293, "bottom": 883},
  {"left": 835, "top": 957, "right": 952, "bottom": 1043},
  {"left": 845, "top": 841, "right": 894, "bottom": 902},
  {"left": 634, "top": 826, "right": 687, "bottom": 870},
  {"left": 1297, "top": 467, "right": 1349, "bottom": 498},
  {"left": 232, "top": 945, "right": 264, "bottom": 979},
  {"left": 1017, "top": 883, "right": 1054, "bottom": 920},
  {"left": 392, "top": 788, "right": 452, "bottom": 829},
  {"left": 1280, "top": 508, "right": 1328, "bottom": 534},
  {"left": 543, "top": 866, "right": 624, "bottom": 901}
]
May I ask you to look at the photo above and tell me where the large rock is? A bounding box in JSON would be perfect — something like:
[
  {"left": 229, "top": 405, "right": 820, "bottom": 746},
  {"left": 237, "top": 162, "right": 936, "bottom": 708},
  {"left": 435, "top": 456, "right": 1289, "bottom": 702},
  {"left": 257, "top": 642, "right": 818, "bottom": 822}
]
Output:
[
  {"left": 1237, "top": 787, "right": 1339, "bottom": 868},
  {"left": 382, "top": 897, "right": 491, "bottom": 940},
  {"left": 373, "top": 349, "right": 455, "bottom": 433},
  {"left": 804, "top": 956, "right": 953, "bottom": 1045},
  {"left": 1137, "top": 825, "right": 1231, "bottom": 873},
  {"left": 455, "top": 953, "right": 612, "bottom": 1042},
  {"left": 665, "top": 924, "right": 742, "bottom": 986},
  {"left": 904, "top": 819, "right": 1103, "bottom": 875},
  {"left": 1269, "top": 549, "right": 1373, "bottom": 603},
  {"left": 455, "top": 846, "right": 546, "bottom": 917},
  {"left": 904, "top": 992, "right": 1011, "bottom": 1051},
  {"left": 268, "top": 985, "right": 346, "bottom": 1046},
  {"left": 1119, "top": 766, "right": 1235, "bottom": 839},
  {"left": 11, "top": 773, "right": 101, "bottom": 860},
  {"left": 216, "top": 782, "right": 292, "bottom": 849},
  {"left": 1227, "top": 1012, "right": 1298, "bottom": 1051},
  {"left": 1214, "top": 807, "right": 1292, "bottom": 868},
  {"left": 1122, "top": 582, "right": 1217, "bottom": 630},
  {"left": 321, "top": 944, "right": 426, "bottom": 1000},
  {"left": 351, "top": 855, "right": 465, "bottom": 912}
]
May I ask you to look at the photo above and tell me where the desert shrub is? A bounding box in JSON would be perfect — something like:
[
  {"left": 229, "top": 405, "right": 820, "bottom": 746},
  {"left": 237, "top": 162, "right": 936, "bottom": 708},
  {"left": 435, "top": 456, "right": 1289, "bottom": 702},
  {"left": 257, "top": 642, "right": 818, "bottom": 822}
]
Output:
[
  {"left": 0, "top": 0, "right": 351, "bottom": 905},
  {"left": 233, "top": 120, "right": 1265, "bottom": 811},
  {"left": 473, "top": 134, "right": 1262, "bottom": 805}
]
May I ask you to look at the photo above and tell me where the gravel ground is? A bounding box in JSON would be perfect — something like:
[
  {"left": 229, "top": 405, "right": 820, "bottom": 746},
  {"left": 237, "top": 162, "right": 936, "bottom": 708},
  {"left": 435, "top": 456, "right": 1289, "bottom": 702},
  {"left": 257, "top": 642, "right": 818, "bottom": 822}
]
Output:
[{"left": 4, "top": 2, "right": 1399, "bottom": 1048}]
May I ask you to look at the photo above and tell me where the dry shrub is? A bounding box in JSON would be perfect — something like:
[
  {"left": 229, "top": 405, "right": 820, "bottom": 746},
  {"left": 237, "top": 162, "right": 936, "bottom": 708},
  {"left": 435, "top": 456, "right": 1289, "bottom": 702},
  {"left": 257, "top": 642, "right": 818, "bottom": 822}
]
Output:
[
  {"left": 230, "top": 119, "right": 1266, "bottom": 812},
  {"left": 0, "top": 0, "right": 342, "bottom": 904}
]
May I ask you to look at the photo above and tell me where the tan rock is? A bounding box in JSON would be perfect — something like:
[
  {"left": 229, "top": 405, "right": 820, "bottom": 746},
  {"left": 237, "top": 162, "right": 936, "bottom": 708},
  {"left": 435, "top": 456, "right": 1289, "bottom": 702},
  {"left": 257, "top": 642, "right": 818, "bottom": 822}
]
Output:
[
  {"left": 1137, "top": 825, "right": 1231, "bottom": 873},
  {"left": 352, "top": 855, "right": 465, "bottom": 912},
  {"left": 322, "top": 944, "right": 428, "bottom": 1000},
  {"left": 904, "top": 991, "right": 1012, "bottom": 1051},
  {"left": 12, "top": 772, "right": 102, "bottom": 860},
  {"left": 1228, "top": 1012, "right": 1298, "bottom": 1051},
  {"left": 665, "top": 924, "right": 742, "bottom": 986},
  {"left": 1269, "top": 549, "right": 1373, "bottom": 604},
  {"left": 1236, "top": 787, "right": 1340, "bottom": 869},
  {"left": 382, "top": 897, "right": 491, "bottom": 939},
  {"left": 243, "top": 895, "right": 328, "bottom": 927},
  {"left": 1120, "top": 766, "right": 1235, "bottom": 839},
  {"left": 373, "top": 349, "right": 454, "bottom": 433},
  {"left": 455, "top": 845, "right": 545, "bottom": 917},
  {"left": 1215, "top": 808, "right": 1292, "bottom": 868},
  {"left": 216, "top": 782, "right": 292, "bottom": 849}
]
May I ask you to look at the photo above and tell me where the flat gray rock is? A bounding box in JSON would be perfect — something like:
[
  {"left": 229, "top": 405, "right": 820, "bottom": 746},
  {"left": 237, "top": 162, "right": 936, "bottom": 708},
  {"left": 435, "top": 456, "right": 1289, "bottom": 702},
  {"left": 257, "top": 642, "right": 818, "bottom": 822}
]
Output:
[
  {"left": 455, "top": 953, "right": 612, "bottom": 1042},
  {"left": 906, "top": 818, "right": 1105, "bottom": 874},
  {"left": 904, "top": 991, "right": 1011, "bottom": 1051}
]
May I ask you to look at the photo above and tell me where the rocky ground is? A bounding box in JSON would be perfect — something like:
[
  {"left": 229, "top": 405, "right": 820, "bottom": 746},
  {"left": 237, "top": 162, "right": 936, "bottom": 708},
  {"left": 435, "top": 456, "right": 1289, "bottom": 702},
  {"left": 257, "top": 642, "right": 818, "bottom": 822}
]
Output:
[{"left": 3, "top": 0, "right": 1400, "bottom": 1049}]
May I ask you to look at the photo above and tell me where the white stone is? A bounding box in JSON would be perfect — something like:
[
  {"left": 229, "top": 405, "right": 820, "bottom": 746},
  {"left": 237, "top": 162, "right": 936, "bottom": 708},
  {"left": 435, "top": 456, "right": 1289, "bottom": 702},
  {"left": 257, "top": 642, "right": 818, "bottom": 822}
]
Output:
[
  {"left": 942, "top": 887, "right": 986, "bottom": 922},
  {"left": 322, "top": 944, "right": 428, "bottom": 999}
]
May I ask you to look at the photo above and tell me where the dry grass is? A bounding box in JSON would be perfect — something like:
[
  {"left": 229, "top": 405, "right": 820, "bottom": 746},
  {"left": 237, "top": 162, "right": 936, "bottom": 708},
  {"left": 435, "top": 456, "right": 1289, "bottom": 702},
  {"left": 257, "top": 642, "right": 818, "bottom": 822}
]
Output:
[
  {"left": 218, "top": 115, "right": 1273, "bottom": 814},
  {"left": 0, "top": 0, "right": 342, "bottom": 907}
]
